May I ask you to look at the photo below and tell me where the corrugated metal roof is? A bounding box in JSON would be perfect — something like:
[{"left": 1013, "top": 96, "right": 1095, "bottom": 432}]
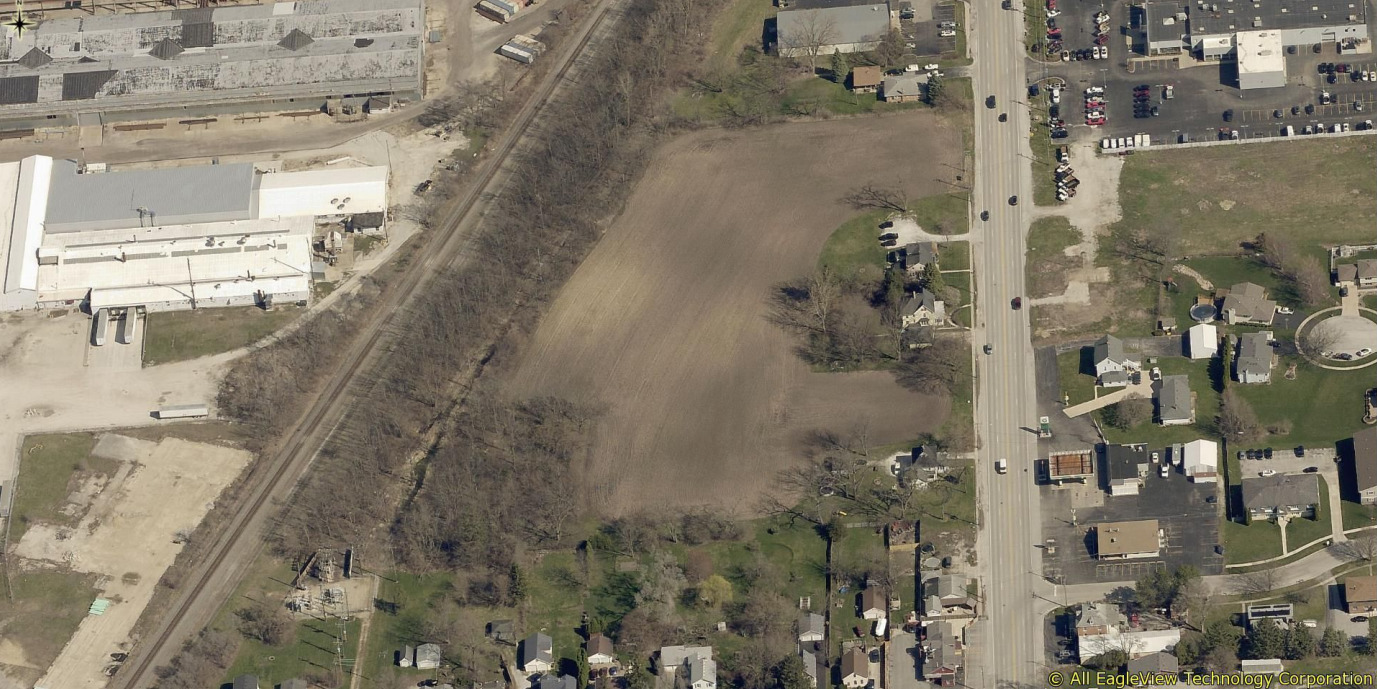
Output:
[
  {"left": 44, "top": 159, "right": 257, "bottom": 233},
  {"left": 180, "top": 21, "right": 216, "bottom": 49},
  {"left": 0, "top": 77, "right": 39, "bottom": 105},
  {"left": 62, "top": 71, "right": 118, "bottom": 101}
]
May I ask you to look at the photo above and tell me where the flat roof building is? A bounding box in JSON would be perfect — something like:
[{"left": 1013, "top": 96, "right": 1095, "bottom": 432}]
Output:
[
  {"left": 777, "top": 0, "right": 893, "bottom": 57},
  {"left": 1105, "top": 443, "right": 1150, "bottom": 496},
  {"left": 1047, "top": 449, "right": 1095, "bottom": 483},
  {"left": 1236, "top": 30, "right": 1286, "bottom": 90},
  {"left": 0, "top": 0, "right": 424, "bottom": 129},
  {"left": 1095, "top": 519, "right": 1161, "bottom": 560}
]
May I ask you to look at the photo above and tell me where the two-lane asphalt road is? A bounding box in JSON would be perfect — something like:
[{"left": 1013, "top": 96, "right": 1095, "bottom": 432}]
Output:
[{"left": 966, "top": 1, "right": 1050, "bottom": 687}]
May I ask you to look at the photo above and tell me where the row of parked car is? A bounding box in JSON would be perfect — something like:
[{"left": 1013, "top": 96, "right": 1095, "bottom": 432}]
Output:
[
  {"left": 1281, "top": 120, "right": 1374, "bottom": 136},
  {"left": 1083, "top": 86, "right": 1106, "bottom": 127},
  {"left": 1317, "top": 62, "right": 1377, "bottom": 83}
]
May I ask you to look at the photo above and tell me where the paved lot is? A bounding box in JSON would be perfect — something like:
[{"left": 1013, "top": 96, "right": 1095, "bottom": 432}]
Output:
[
  {"left": 1025, "top": 0, "right": 1377, "bottom": 146},
  {"left": 1041, "top": 457, "right": 1224, "bottom": 584},
  {"left": 904, "top": 3, "right": 959, "bottom": 57}
]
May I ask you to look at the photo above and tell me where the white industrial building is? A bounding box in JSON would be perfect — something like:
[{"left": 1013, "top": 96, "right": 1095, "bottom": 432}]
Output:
[
  {"left": 1236, "top": 30, "right": 1286, "bottom": 90},
  {"left": 0, "top": 155, "right": 387, "bottom": 313},
  {"left": 1182, "top": 438, "right": 1219, "bottom": 482}
]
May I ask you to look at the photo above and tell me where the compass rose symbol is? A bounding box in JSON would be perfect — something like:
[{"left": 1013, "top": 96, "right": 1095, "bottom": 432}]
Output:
[{"left": 6, "top": 2, "right": 32, "bottom": 40}]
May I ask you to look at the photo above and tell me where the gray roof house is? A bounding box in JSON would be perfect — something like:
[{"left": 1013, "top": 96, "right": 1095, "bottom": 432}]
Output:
[
  {"left": 1243, "top": 474, "right": 1320, "bottom": 521},
  {"left": 1336, "top": 259, "right": 1377, "bottom": 288},
  {"left": 281, "top": 680, "right": 309, "bottom": 689},
  {"left": 1075, "top": 602, "right": 1126, "bottom": 636},
  {"left": 687, "top": 656, "right": 717, "bottom": 689},
  {"left": 1157, "top": 375, "right": 1193, "bottom": 426},
  {"left": 414, "top": 643, "right": 443, "bottom": 670},
  {"left": 538, "top": 676, "right": 577, "bottom": 689},
  {"left": 1235, "top": 332, "right": 1273, "bottom": 384},
  {"left": 1221, "top": 282, "right": 1276, "bottom": 325},
  {"left": 1093, "top": 335, "right": 1140, "bottom": 380},
  {"left": 882, "top": 73, "right": 929, "bottom": 102},
  {"left": 1353, "top": 427, "right": 1377, "bottom": 506},
  {"left": 798, "top": 612, "right": 826, "bottom": 642},
  {"left": 1126, "top": 651, "right": 1179, "bottom": 676},
  {"left": 921, "top": 620, "right": 963, "bottom": 684},
  {"left": 776, "top": 0, "right": 893, "bottom": 57},
  {"left": 232, "top": 676, "right": 259, "bottom": 689},
  {"left": 800, "top": 649, "right": 820, "bottom": 688},
  {"left": 521, "top": 632, "right": 554, "bottom": 674},
  {"left": 901, "top": 289, "right": 945, "bottom": 329}
]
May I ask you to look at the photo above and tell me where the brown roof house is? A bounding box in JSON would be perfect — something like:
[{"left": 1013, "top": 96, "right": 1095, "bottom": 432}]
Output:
[
  {"left": 840, "top": 647, "right": 871, "bottom": 688},
  {"left": 1221, "top": 282, "right": 1276, "bottom": 326},
  {"left": 1335, "top": 259, "right": 1377, "bottom": 288},
  {"left": 587, "top": 633, "right": 616, "bottom": 667},
  {"left": 850, "top": 65, "right": 883, "bottom": 94},
  {"left": 1345, "top": 576, "right": 1377, "bottom": 613},
  {"left": 859, "top": 588, "right": 886, "bottom": 620}
]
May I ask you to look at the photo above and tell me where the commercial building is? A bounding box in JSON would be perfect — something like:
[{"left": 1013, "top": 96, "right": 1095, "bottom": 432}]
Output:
[
  {"left": 1078, "top": 628, "right": 1180, "bottom": 662},
  {"left": 0, "top": 0, "right": 424, "bottom": 130},
  {"left": 1235, "top": 30, "right": 1286, "bottom": 90},
  {"left": 1094, "top": 519, "right": 1161, "bottom": 560},
  {"left": 776, "top": 0, "right": 893, "bottom": 57},
  {"left": 1182, "top": 438, "right": 1218, "bottom": 482},
  {"left": 1245, "top": 603, "right": 1294, "bottom": 627},
  {"left": 1140, "top": 0, "right": 1369, "bottom": 65},
  {"left": 1105, "top": 443, "right": 1151, "bottom": 496},
  {"left": 1047, "top": 449, "right": 1095, "bottom": 484},
  {"left": 1, "top": 155, "right": 387, "bottom": 313}
]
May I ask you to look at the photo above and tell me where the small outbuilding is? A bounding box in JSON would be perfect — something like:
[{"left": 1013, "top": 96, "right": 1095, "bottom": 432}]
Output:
[{"left": 1185, "top": 323, "right": 1217, "bottom": 360}]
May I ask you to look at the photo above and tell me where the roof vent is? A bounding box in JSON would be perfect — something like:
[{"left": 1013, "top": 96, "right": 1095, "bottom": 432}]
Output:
[
  {"left": 149, "top": 38, "right": 185, "bottom": 60},
  {"left": 18, "top": 48, "right": 54, "bottom": 69},
  {"left": 278, "top": 28, "right": 314, "bottom": 51}
]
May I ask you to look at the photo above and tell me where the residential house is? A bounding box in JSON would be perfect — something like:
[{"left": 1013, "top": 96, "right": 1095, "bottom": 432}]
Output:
[
  {"left": 538, "top": 676, "right": 577, "bottom": 689},
  {"left": 905, "top": 242, "right": 939, "bottom": 272},
  {"left": 886, "top": 520, "right": 918, "bottom": 551},
  {"left": 1158, "top": 317, "right": 1177, "bottom": 334},
  {"left": 349, "top": 211, "right": 386, "bottom": 233},
  {"left": 1350, "top": 427, "right": 1377, "bottom": 505},
  {"left": 1245, "top": 603, "right": 1294, "bottom": 627},
  {"left": 1104, "top": 444, "right": 1150, "bottom": 496},
  {"left": 1241, "top": 659, "right": 1284, "bottom": 676},
  {"left": 1126, "top": 652, "right": 1178, "bottom": 679},
  {"left": 521, "top": 633, "right": 554, "bottom": 674},
  {"left": 687, "top": 655, "right": 717, "bottom": 689},
  {"left": 1157, "top": 375, "right": 1193, "bottom": 426},
  {"left": 1344, "top": 576, "right": 1377, "bottom": 613},
  {"left": 897, "top": 445, "right": 950, "bottom": 486},
  {"left": 281, "top": 680, "right": 309, "bottom": 689},
  {"left": 901, "top": 290, "right": 945, "bottom": 329},
  {"left": 1186, "top": 323, "right": 1218, "bottom": 360},
  {"left": 1093, "top": 335, "right": 1141, "bottom": 381},
  {"left": 486, "top": 619, "right": 515, "bottom": 644},
  {"left": 798, "top": 612, "right": 826, "bottom": 643},
  {"left": 398, "top": 644, "right": 414, "bottom": 667},
  {"left": 1182, "top": 439, "right": 1219, "bottom": 483},
  {"left": 414, "top": 643, "right": 442, "bottom": 670},
  {"left": 659, "top": 646, "right": 714, "bottom": 682},
  {"left": 922, "top": 574, "right": 976, "bottom": 624},
  {"left": 881, "top": 73, "right": 928, "bottom": 102},
  {"left": 799, "top": 649, "right": 819, "bottom": 688},
  {"left": 860, "top": 588, "right": 886, "bottom": 620},
  {"left": 1099, "top": 370, "right": 1130, "bottom": 388},
  {"left": 850, "top": 65, "right": 883, "bottom": 94},
  {"left": 1046, "top": 449, "right": 1095, "bottom": 484},
  {"left": 776, "top": 1, "right": 892, "bottom": 56},
  {"left": 1074, "top": 602, "right": 1126, "bottom": 637},
  {"left": 1095, "top": 519, "right": 1161, "bottom": 560},
  {"left": 1242, "top": 474, "right": 1320, "bottom": 522},
  {"left": 587, "top": 633, "right": 616, "bottom": 666},
  {"left": 1335, "top": 259, "right": 1377, "bottom": 288},
  {"left": 1235, "top": 332, "right": 1274, "bottom": 384},
  {"left": 1221, "top": 282, "right": 1276, "bottom": 326},
  {"left": 921, "top": 620, "right": 963, "bottom": 686},
  {"left": 233, "top": 676, "right": 259, "bottom": 689},
  {"left": 840, "top": 647, "right": 871, "bottom": 688},
  {"left": 1078, "top": 629, "right": 1181, "bottom": 662}
]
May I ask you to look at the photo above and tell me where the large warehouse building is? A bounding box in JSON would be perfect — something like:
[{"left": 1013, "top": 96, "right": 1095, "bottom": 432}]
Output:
[
  {"left": 776, "top": 0, "right": 893, "bottom": 57},
  {"left": 0, "top": 155, "right": 387, "bottom": 312},
  {"left": 1140, "top": 0, "right": 1368, "bottom": 87},
  {"left": 0, "top": 0, "right": 423, "bottom": 129}
]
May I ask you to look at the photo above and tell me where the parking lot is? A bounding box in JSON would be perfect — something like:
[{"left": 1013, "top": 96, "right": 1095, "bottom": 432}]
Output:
[
  {"left": 1025, "top": 0, "right": 1377, "bottom": 146},
  {"left": 1041, "top": 455, "right": 1224, "bottom": 585},
  {"left": 901, "top": 0, "right": 959, "bottom": 57}
]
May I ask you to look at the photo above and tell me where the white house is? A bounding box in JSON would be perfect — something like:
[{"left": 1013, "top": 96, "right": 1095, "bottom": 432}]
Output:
[
  {"left": 901, "top": 289, "right": 945, "bottom": 329},
  {"left": 860, "top": 589, "right": 886, "bottom": 620},
  {"left": 798, "top": 613, "right": 826, "bottom": 643},
  {"left": 1235, "top": 332, "right": 1273, "bottom": 384},
  {"left": 1186, "top": 323, "right": 1217, "bottom": 360},
  {"left": 1182, "top": 439, "right": 1219, "bottom": 483},
  {"left": 1093, "top": 335, "right": 1140, "bottom": 382}
]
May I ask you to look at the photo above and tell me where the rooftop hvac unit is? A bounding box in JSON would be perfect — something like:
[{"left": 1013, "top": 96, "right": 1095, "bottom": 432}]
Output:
[{"left": 331, "top": 198, "right": 339, "bottom": 204}]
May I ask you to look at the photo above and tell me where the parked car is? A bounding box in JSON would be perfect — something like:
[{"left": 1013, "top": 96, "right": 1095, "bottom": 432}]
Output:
[
  {"left": 1223, "top": 109, "right": 1234, "bottom": 122},
  {"left": 1277, "top": 306, "right": 1293, "bottom": 314},
  {"left": 1303, "top": 467, "right": 1319, "bottom": 473},
  {"left": 1264, "top": 447, "right": 1273, "bottom": 458},
  {"left": 879, "top": 232, "right": 898, "bottom": 241},
  {"left": 1051, "top": 129, "right": 1069, "bottom": 139},
  {"left": 1206, "top": 495, "right": 1218, "bottom": 503},
  {"left": 1358, "top": 348, "right": 1374, "bottom": 357},
  {"left": 1295, "top": 445, "right": 1306, "bottom": 457},
  {"left": 1259, "top": 469, "right": 1277, "bottom": 477}
]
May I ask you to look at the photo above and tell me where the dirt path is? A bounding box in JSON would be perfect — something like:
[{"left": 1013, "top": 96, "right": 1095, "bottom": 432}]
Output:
[
  {"left": 1172, "top": 264, "right": 1214, "bottom": 290},
  {"left": 509, "top": 115, "right": 965, "bottom": 514}
]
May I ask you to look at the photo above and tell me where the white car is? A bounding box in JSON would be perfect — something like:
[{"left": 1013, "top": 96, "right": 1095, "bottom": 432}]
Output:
[
  {"left": 1050, "top": 88, "right": 1061, "bottom": 103},
  {"left": 1159, "top": 464, "right": 1169, "bottom": 478},
  {"left": 1151, "top": 451, "right": 1161, "bottom": 463},
  {"left": 1358, "top": 348, "right": 1374, "bottom": 357},
  {"left": 1276, "top": 306, "right": 1293, "bottom": 315},
  {"left": 939, "top": 29, "right": 957, "bottom": 37},
  {"left": 923, "top": 63, "right": 940, "bottom": 71},
  {"left": 1047, "top": 8, "right": 1060, "bottom": 16},
  {"left": 1259, "top": 469, "right": 1277, "bottom": 477},
  {"left": 1085, "top": 86, "right": 1105, "bottom": 95}
]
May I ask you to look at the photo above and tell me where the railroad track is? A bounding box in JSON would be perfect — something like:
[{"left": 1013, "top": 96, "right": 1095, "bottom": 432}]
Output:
[{"left": 112, "top": 4, "right": 616, "bottom": 687}]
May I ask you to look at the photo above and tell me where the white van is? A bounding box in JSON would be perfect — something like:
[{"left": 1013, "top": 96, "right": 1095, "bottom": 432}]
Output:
[
  {"left": 1284, "top": 125, "right": 1295, "bottom": 136},
  {"left": 996, "top": 458, "right": 1009, "bottom": 474}
]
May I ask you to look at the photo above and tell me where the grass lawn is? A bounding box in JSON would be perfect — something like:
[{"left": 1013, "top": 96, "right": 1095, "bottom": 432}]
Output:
[
  {"left": 1026, "top": 216, "right": 1080, "bottom": 298},
  {"left": 783, "top": 77, "right": 927, "bottom": 116},
  {"left": 524, "top": 552, "right": 588, "bottom": 667},
  {"left": 1340, "top": 500, "right": 1377, "bottom": 532},
  {"left": 11, "top": 432, "right": 109, "bottom": 543},
  {"left": 1056, "top": 349, "right": 1096, "bottom": 407},
  {"left": 1286, "top": 653, "right": 1377, "bottom": 676},
  {"left": 223, "top": 616, "right": 363, "bottom": 687},
  {"left": 818, "top": 209, "right": 890, "bottom": 280},
  {"left": 1285, "top": 480, "right": 1333, "bottom": 548},
  {"left": 829, "top": 526, "right": 886, "bottom": 655},
  {"left": 945, "top": 270, "right": 974, "bottom": 327},
  {"left": 143, "top": 306, "right": 301, "bottom": 366},
  {"left": 705, "top": 0, "right": 775, "bottom": 73},
  {"left": 1115, "top": 137, "right": 1377, "bottom": 256},
  {"left": 360, "top": 571, "right": 462, "bottom": 684},
  {"left": 1221, "top": 519, "right": 1283, "bottom": 564},
  {"left": 752, "top": 518, "right": 829, "bottom": 603},
  {"left": 1231, "top": 360, "right": 1373, "bottom": 447},
  {"left": 940, "top": 241, "right": 970, "bottom": 272},
  {"left": 353, "top": 234, "right": 383, "bottom": 256},
  {"left": 908, "top": 193, "right": 970, "bottom": 239},
  {"left": 0, "top": 569, "right": 101, "bottom": 675}
]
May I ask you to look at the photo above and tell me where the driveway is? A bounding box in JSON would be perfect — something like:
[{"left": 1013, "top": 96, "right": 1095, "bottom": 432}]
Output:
[
  {"left": 1061, "top": 379, "right": 1153, "bottom": 417},
  {"left": 887, "top": 631, "right": 924, "bottom": 689}
]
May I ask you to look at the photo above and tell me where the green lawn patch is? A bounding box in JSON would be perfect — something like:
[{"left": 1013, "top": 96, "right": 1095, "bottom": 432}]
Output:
[
  {"left": 144, "top": 306, "right": 301, "bottom": 366},
  {"left": 1056, "top": 349, "right": 1096, "bottom": 407},
  {"left": 11, "top": 432, "right": 107, "bottom": 543},
  {"left": 0, "top": 569, "right": 101, "bottom": 675},
  {"left": 1027, "top": 216, "right": 1080, "bottom": 298},
  {"left": 1232, "top": 361, "right": 1373, "bottom": 447},
  {"left": 223, "top": 616, "right": 363, "bottom": 687},
  {"left": 818, "top": 209, "right": 890, "bottom": 280},
  {"left": 945, "top": 269, "right": 974, "bottom": 327},
  {"left": 939, "top": 241, "right": 970, "bottom": 272},
  {"left": 908, "top": 193, "right": 970, "bottom": 239},
  {"left": 1285, "top": 479, "right": 1332, "bottom": 548},
  {"left": 360, "top": 571, "right": 462, "bottom": 684},
  {"left": 1340, "top": 500, "right": 1377, "bottom": 532},
  {"left": 706, "top": 0, "right": 775, "bottom": 73},
  {"left": 1221, "top": 519, "right": 1283, "bottom": 564},
  {"left": 524, "top": 552, "right": 587, "bottom": 666}
]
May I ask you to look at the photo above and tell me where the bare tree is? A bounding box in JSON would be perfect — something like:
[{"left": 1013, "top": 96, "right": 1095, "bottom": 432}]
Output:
[
  {"left": 778, "top": 12, "right": 838, "bottom": 74},
  {"left": 1338, "top": 534, "right": 1377, "bottom": 561},
  {"left": 1237, "top": 568, "right": 1281, "bottom": 596},
  {"left": 842, "top": 183, "right": 909, "bottom": 213},
  {"left": 1292, "top": 257, "right": 1331, "bottom": 307},
  {"left": 1299, "top": 321, "right": 1343, "bottom": 360},
  {"left": 1254, "top": 232, "right": 1295, "bottom": 271},
  {"left": 1217, "top": 388, "right": 1261, "bottom": 441}
]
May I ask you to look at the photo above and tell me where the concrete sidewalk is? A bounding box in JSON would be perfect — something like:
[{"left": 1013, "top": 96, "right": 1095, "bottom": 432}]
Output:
[{"left": 1062, "top": 379, "right": 1153, "bottom": 418}]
